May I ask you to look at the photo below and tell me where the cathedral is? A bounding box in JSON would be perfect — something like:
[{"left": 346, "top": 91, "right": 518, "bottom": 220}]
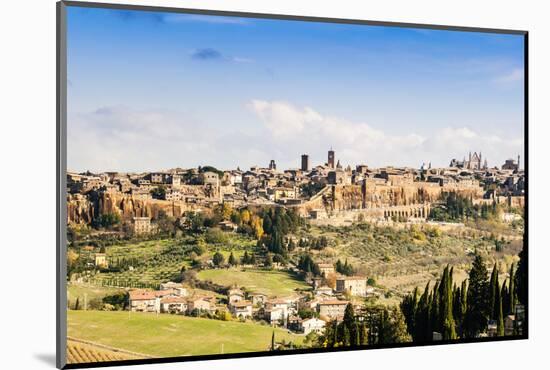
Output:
[{"left": 449, "top": 152, "right": 488, "bottom": 170}]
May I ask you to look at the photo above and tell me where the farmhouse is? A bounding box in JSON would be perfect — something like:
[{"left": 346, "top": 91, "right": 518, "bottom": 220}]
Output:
[
  {"left": 335, "top": 276, "right": 368, "bottom": 296},
  {"left": 318, "top": 263, "right": 335, "bottom": 276},
  {"left": 314, "top": 285, "right": 334, "bottom": 297},
  {"left": 94, "top": 253, "right": 108, "bottom": 268},
  {"left": 129, "top": 291, "right": 160, "bottom": 313},
  {"left": 230, "top": 301, "right": 253, "bottom": 318},
  {"left": 159, "top": 282, "right": 188, "bottom": 297},
  {"left": 287, "top": 316, "right": 303, "bottom": 333},
  {"left": 187, "top": 297, "right": 212, "bottom": 314},
  {"left": 160, "top": 297, "right": 188, "bottom": 314},
  {"left": 249, "top": 292, "right": 267, "bottom": 306},
  {"left": 133, "top": 217, "right": 152, "bottom": 235},
  {"left": 228, "top": 288, "right": 245, "bottom": 304},
  {"left": 302, "top": 318, "right": 326, "bottom": 335},
  {"left": 317, "top": 300, "right": 349, "bottom": 320}
]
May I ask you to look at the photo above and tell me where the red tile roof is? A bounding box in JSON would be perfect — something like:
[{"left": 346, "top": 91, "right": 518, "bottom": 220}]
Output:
[{"left": 318, "top": 300, "right": 349, "bottom": 306}]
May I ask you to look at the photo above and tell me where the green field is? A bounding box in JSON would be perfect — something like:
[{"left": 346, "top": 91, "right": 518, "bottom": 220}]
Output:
[
  {"left": 68, "top": 310, "right": 302, "bottom": 357},
  {"left": 67, "top": 284, "right": 124, "bottom": 307},
  {"left": 197, "top": 268, "right": 309, "bottom": 297}
]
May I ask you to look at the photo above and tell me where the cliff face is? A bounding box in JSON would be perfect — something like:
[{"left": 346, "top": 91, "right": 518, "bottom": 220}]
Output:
[
  {"left": 296, "top": 180, "right": 485, "bottom": 215},
  {"left": 67, "top": 194, "right": 96, "bottom": 224},
  {"left": 67, "top": 192, "right": 193, "bottom": 224}
]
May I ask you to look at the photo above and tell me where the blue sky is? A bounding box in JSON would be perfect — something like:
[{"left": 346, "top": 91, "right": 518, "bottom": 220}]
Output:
[{"left": 67, "top": 6, "right": 525, "bottom": 172}]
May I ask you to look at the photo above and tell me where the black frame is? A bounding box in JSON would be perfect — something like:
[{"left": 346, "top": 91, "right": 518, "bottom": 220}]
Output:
[{"left": 56, "top": 1, "right": 529, "bottom": 369}]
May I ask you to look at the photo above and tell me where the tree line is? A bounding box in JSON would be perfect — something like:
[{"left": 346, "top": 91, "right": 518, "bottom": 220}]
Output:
[{"left": 401, "top": 247, "right": 526, "bottom": 341}]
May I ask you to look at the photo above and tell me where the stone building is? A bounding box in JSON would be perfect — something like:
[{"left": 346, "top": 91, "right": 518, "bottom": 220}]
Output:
[
  {"left": 94, "top": 253, "right": 108, "bottom": 268},
  {"left": 317, "top": 300, "right": 349, "bottom": 320},
  {"left": 301, "top": 154, "right": 310, "bottom": 171},
  {"left": 133, "top": 216, "right": 152, "bottom": 235},
  {"left": 318, "top": 263, "right": 335, "bottom": 277},
  {"left": 449, "top": 151, "right": 487, "bottom": 170},
  {"left": 335, "top": 276, "right": 367, "bottom": 296},
  {"left": 502, "top": 156, "right": 520, "bottom": 171},
  {"left": 328, "top": 149, "right": 335, "bottom": 168}
]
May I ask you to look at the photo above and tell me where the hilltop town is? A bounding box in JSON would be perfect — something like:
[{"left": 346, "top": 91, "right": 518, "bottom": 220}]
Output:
[
  {"left": 65, "top": 149, "right": 525, "bottom": 361},
  {"left": 67, "top": 149, "right": 524, "bottom": 230}
]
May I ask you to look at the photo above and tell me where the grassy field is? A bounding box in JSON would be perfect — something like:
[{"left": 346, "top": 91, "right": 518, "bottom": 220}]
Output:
[
  {"left": 197, "top": 268, "right": 310, "bottom": 297},
  {"left": 67, "top": 284, "right": 124, "bottom": 307},
  {"left": 68, "top": 310, "right": 303, "bottom": 358}
]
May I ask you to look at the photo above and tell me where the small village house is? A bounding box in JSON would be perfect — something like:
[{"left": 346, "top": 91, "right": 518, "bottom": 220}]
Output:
[
  {"left": 318, "top": 263, "right": 335, "bottom": 276},
  {"left": 317, "top": 300, "right": 349, "bottom": 320},
  {"left": 230, "top": 301, "right": 253, "bottom": 319},
  {"left": 160, "top": 297, "right": 188, "bottom": 314},
  {"left": 335, "top": 276, "right": 368, "bottom": 296},
  {"left": 302, "top": 317, "right": 326, "bottom": 335}
]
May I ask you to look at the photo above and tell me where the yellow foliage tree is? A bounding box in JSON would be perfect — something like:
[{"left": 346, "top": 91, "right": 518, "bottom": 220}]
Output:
[
  {"left": 240, "top": 209, "right": 251, "bottom": 224},
  {"left": 251, "top": 215, "right": 264, "bottom": 239}
]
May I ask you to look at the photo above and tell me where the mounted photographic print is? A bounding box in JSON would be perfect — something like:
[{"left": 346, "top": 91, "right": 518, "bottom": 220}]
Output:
[{"left": 56, "top": 1, "right": 528, "bottom": 368}]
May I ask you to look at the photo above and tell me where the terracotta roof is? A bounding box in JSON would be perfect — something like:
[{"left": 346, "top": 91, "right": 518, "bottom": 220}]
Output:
[
  {"left": 154, "top": 289, "right": 177, "bottom": 297},
  {"left": 129, "top": 289, "right": 177, "bottom": 301},
  {"left": 318, "top": 300, "right": 349, "bottom": 306},
  {"left": 336, "top": 276, "right": 366, "bottom": 281},
  {"left": 161, "top": 297, "right": 187, "bottom": 304},
  {"left": 318, "top": 263, "right": 334, "bottom": 268},
  {"left": 129, "top": 291, "right": 157, "bottom": 301},
  {"left": 188, "top": 296, "right": 209, "bottom": 303},
  {"left": 232, "top": 300, "right": 252, "bottom": 308}
]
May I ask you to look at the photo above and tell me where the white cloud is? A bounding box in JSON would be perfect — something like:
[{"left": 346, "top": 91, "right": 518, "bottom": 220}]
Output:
[
  {"left": 494, "top": 68, "right": 524, "bottom": 84},
  {"left": 67, "top": 102, "right": 523, "bottom": 172},
  {"left": 248, "top": 100, "right": 523, "bottom": 169}
]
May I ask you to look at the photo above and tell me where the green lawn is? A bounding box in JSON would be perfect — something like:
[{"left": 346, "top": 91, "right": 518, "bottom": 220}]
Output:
[
  {"left": 68, "top": 310, "right": 302, "bottom": 357},
  {"left": 197, "top": 268, "right": 309, "bottom": 297}
]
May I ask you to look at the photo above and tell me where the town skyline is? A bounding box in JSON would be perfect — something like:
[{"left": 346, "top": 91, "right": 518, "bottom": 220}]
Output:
[{"left": 67, "top": 147, "right": 522, "bottom": 174}]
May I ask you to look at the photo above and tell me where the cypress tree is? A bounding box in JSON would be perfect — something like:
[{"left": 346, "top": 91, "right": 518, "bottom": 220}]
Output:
[
  {"left": 460, "top": 280, "right": 468, "bottom": 318},
  {"left": 492, "top": 273, "right": 501, "bottom": 321},
  {"left": 343, "top": 303, "right": 355, "bottom": 328},
  {"left": 343, "top": 325, "right": 351, "bottom": 346},
  {"left": 489, "top": 263, "right": 498, "bottom": 319},
  {"left": 501, "top": 280, "right": 509, "bottom": 316},
  {"left": 360, "top": 321, "right": 367, "bottom": 345},
  {"left": 496, "top": 284, "right": 504, "bottom": 336},
  {"left": 430, "top": 280, "right": 441, "bottom": 335},
  {"left": 441, "top": 266, "right": 457, "bottom": 340},
  {"left": 464, "top": 252, "right": 489, "bottom": 338},
  {"left": 333, "top": 320, "right": 339, "bottom": 346},
  {"left": 271, "top": 331, "right": 275, "bottom": 351},
  {"left": 508, "top": 262, "right": 516, "bottom": 314},
  {"left": 401, "top": 287, "right": 418, "bottom": 338},
  {"left": 354, "top": 321, "right": 361, "bottom": 346},
  {"left": 74, "top": 297, "right": 80, "bottom": 310},
  {"left": 228, "top": 252, "right": 237, "bottom": 266},
  {"left": 515, "top": 247, "right": 527, "bottom": 306}
]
